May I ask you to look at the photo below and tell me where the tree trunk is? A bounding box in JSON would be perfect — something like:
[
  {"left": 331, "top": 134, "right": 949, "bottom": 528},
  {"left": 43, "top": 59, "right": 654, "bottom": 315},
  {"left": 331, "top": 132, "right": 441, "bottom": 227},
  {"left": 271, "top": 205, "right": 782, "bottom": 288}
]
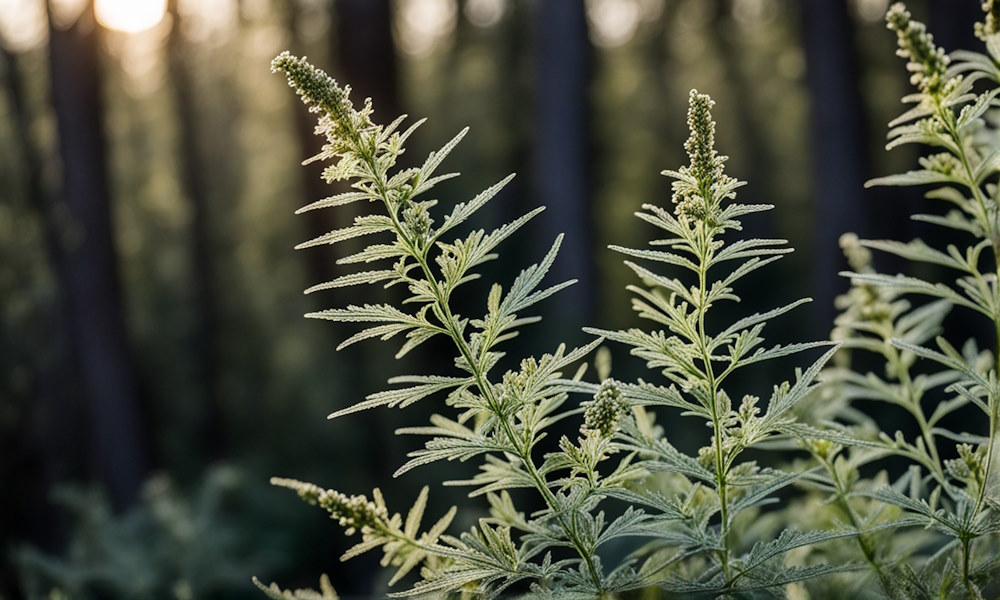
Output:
[
  {"left": 166, "top": 0, "right": 226, "bottom": 459},
  {"left": 800, "top": 0, "right": 869, "bottom": 335},
  {"left": 532, "top": 0, "right": 594, "bottom": 331},
  {"left": 334, "top": 0, "right": 400, "bottom": 120},
  {"left": 930, "top": 0, "right": 981, "bottom": 53},
  {"left": 47, "top": 1, "right": 150, "bottom": 510},
  {"left": 282, "top": 0, "right": 340, "bottom": 289},
  {"left": 0, "top": 43, "right": 79, "bottom": 597}
]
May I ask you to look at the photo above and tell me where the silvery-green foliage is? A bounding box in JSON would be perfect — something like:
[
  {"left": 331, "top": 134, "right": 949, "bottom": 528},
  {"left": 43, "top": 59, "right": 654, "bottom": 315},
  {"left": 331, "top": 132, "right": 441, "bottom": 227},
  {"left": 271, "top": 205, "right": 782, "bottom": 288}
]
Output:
[
  {"left": 812, "top": 3, "right": 1000, "bottom": 597},
  {"left": 578, "top": 90, "right": 851, "bottom": 596},
  {"left": 267, "top": 52, "right": 855, "bottom": 598},
  {"left": 15, "top": 467, "right": 277, "bottom": 600},
  {"left": 253, "top": 574, "right": 339, "bottom": 600}
]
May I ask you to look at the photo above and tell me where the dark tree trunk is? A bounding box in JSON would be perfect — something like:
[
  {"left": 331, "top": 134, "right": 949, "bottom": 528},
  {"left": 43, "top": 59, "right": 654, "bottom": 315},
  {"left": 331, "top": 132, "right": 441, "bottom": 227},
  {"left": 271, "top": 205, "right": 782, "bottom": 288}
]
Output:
[
  {"left": 532, "top": 0, "right": 594, "bottom": 329},
  {"left": 331, "top": 1, "right": 403, "bottom": 456},
  {"left": 283, "top": 0, "right": 339, "bottom": 289},
  {"left": 166, "top": 0, "right": 226, "bottom": 459},
  {"left": 327, "top": 0, "right": 399, "bottom": 281},
  {"left": 334, "top": 0, "right": 400, "bottom": 120},
  {"left": 930, "top": 0, "right": 981, "bottom": 53},
  {"left": 713, "top": 3, "right": 769, "bottom": 196},
  {"left": 0, "top": 43, "right": 76, "bottom": 597},
  {"left": 800, "top": 0, "right": 869, "bottom": 335},
  {"left": 47, "top": 1, "right": 150, "bottom": 510}
]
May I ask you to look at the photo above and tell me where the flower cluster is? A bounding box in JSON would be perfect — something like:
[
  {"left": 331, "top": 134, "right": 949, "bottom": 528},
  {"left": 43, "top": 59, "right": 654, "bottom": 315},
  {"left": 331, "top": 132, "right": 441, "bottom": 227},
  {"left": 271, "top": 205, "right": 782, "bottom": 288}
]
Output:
[
  {"left": 885, "top": 3, "right": 951, "bottom": 96},
  {"left": 271, "top": 51, "right": 362, "bottom": 130},
  {"left": 945, "top": 444, "right": 987, "bottom": 494},
  {"left": 583, "top": 379, "right": 627, "bottom": 438},
  {"left": 976, "top": 0, "right": 1000, "bottom": 40},
  {"left": 831, "top": 234, "right": 893, "bottom": 342},
  {"left": 402, "top": 203, "right": 434, "bottom": 245},
  {"left": 919, "top": 152, "right": 963, "bottom": 177},
  {"left": 271, "top": 51, "right": 387, "bottom": 188},
  {"left": 271, "top": 478, "right": 387, "bottom": 535},
  {"left": 670, "top": 90, "right": 738, "bottom": 224}
]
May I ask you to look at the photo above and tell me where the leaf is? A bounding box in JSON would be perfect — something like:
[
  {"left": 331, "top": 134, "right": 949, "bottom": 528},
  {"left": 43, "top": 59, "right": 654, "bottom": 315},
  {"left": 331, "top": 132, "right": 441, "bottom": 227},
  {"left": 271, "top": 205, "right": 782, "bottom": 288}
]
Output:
[
  {"left": 465, "top": 207, "right": 547, "bottom": 268},
  {"left": 499, "top": 235, "right": 569, "bottom": 315},
  {"left": 958, "top": 88, "right": 1000, "bottom": 132},
  {"left": 712, "top": 298, "right": 812, "bottom": 350},
  {"left": 974, "top": 145, "right": 1000, "bottom": 184},
  {"left": 296, "top": 191, "right": 374, "bottom": 214},
  {"left": 734, "top": 341, "right": 834, "bottom": 371},
  {"left": 864, "top": 487, "right": 964, "bottom": 536},
  {"left": 609, "top": 245, "right": 699, "bottom": 272},
  {"left": 843, "top": 272, "right": 987, "bottom": 316},
  {"left": 710, "top": 255, "right": 786, "bottom": 300},
  {"left": 304, "top": 270, "right": 399, "bottom": 294},
  {"left": 712, "top": 238, "right": 791, "bottom": 263},
  {"left": 776, "top": 422, "right": 881, "bottom": 448},
  {"left": 252, "top": 575, "right": 339, "bottom": 600},
  {"left": 337, "top": 243, "right": 408, "bottom": 265},
  {"left": 328, "top": 375, "right": 467, "bottom": 419},
  {"left": 891, "top": 338, "right": 993, "bottom": 393},
  {"left": 865, "top": 170, "right": 962, "bottom": 188},
  {"left": 623, "top": 261, "right": 696, "bottom": 305},
  {"left": 434, "top": 174, "right": 516, "bottom": 240},
  {"left": 334, "top": 323, "right": 415, "bottom": 351},
  {"left": 419, "top": 127, "right": 469, "bottom": 181},
  {"left": 394, "top": 414, "right": 510, "bottom": 476},
  {"left": 860, "top": 239, "right": 971, "bottom": 272},
  {"left": 728, "top": 469, "right": 803, "bottom": 521},
  {"left": 295, "top": 215, "right": 395, "bottom": 249},
  {"left": 594, "top": 507, "right": 650, "bottom": 546},
  {"left": 731, "top": 563, "right": 861, "bottom": 592},
  {"left": 740, "top": 528, "right": 857, "bottom": 575}
]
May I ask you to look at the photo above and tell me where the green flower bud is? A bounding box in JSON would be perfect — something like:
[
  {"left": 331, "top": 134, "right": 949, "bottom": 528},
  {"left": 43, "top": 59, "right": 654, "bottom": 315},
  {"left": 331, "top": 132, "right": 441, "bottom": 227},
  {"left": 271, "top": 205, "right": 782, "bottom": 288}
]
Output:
[{"left": 584, "top": 379, "right": 627, "bottom": 438}]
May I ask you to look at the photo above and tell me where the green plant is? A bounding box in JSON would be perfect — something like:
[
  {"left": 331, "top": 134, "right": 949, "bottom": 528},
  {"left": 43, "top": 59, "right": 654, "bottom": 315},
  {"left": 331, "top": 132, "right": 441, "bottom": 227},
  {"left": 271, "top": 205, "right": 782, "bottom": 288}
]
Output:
[
  {"left": 14, "top": 467, "right": 280, "bottom": 600},
  {"left": 802, "top": 2, "right": 1000, "bottom": 598},
  {"left": 266, "top": 51, "right": 856, "bottom": 598}
]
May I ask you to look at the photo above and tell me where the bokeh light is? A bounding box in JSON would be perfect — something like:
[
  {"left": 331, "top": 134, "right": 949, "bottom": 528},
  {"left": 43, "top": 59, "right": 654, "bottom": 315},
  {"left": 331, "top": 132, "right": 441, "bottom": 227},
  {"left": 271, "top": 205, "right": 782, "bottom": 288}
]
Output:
[{"left": 96, "top": 0, "right": 167, "bottom": 33}]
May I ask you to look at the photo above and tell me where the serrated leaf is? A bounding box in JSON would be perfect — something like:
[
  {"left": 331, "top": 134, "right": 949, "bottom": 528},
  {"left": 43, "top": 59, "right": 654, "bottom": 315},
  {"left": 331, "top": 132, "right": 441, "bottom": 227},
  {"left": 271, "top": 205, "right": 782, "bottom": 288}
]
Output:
[
  {"left": 418, "top": 127, "right": 469, "bottom": 182},
  {"left": 296, "top": 215, "right": 394, "bottom": 249},
  {"left": 843, "top": 272, "right": 987, "bottom": 316},
  {"left": 865, "top": 170, "right": 962, "bottom": 188},
  {"left": 328, "top": 375, "right": 466, "bottom": 419},
  {"left": 304, "top": 270, "right": 399, "bottom": 294},
  {"left": 296, "top": 191, "right": 374, "bottom": 213},
  {"left": 434, "top": 174, "right": 515, "bottom": 241}
]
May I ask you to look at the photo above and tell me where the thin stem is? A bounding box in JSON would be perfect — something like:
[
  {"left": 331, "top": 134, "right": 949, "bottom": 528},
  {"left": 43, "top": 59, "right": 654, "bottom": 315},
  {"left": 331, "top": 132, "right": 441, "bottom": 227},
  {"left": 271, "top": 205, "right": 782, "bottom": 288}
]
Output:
[
  {"left": 824, "top": 455, "right": 896, "bottom": 597},
  {"left": 943, "top": 110, "right": 1000, "bottom": 591},
  {"left": 948, "top": 123, "right": 1000, "bottom": 518},
  {"left": 359, "top": 149, "right": 604, "bottom": 590},
  {"left": 694, "top": 220, "right": 730, "bottom": 581},
  {"left": 889, "top": 346, "right": 947, "bottom": 485}
]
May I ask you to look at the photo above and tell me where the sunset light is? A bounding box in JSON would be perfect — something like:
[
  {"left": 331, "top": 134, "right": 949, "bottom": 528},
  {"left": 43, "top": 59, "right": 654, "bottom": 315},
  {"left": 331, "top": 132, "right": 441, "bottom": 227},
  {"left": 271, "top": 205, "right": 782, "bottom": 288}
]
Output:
[{"left": 95, "top": 0, "right": 166, "bottom": 33}]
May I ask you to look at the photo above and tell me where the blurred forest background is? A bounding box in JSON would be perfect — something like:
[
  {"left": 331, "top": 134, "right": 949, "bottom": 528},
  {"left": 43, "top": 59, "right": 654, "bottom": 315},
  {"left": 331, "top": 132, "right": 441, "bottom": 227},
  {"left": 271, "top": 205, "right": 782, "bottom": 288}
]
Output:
[{"left": 0, "top": 0, "right": 988, "bottom": 597}]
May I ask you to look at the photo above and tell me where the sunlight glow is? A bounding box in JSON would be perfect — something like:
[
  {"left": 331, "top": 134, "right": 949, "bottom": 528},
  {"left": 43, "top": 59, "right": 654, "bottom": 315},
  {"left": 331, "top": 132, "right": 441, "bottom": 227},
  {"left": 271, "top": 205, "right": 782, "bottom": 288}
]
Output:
[
  {"left": 96, "top": 0, "right": 167, "bottom": 33},
  {"left": 0, "top": 0, "right": 46, "bottom": 51},
  {"left": 586, "top": 0, "right": 663, "bottom": 48},
  {"left": 395, "top": 0, "right": 457, "bottom": 57},
  {"left": 464, "top": 0, "right": 507, "bottom": 28},
  {"left": 851, "top": 0, "right": 892, "bottom": 23}
]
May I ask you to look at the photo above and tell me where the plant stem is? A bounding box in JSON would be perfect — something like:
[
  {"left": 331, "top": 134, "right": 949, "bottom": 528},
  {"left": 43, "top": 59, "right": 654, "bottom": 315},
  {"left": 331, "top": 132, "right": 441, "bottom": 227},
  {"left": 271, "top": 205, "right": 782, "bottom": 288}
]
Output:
[
  {"left": 945, "top": 113, "right": 1000, "bottom": 591},
  {"left": 823, "top": 454, "right": 896, "bottom": 597},
  {"left": 361, "top": 149, "right": 604, "bottom": 590},
  {"left": 695, "top": 220, "right": 731, "bottom": 581}
]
